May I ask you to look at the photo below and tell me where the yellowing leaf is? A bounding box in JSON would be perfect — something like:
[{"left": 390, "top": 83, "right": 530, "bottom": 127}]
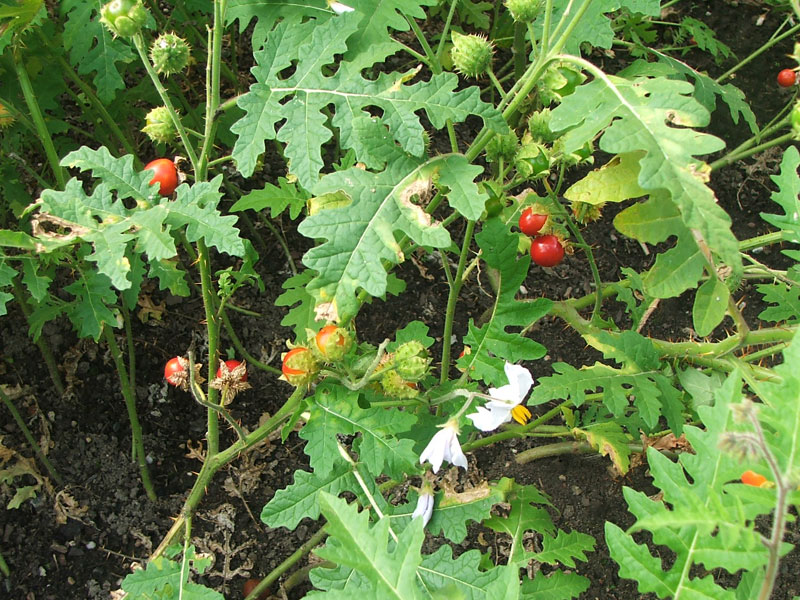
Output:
[{"left": 564, "top": 152, "right": 647, "bottom": 205}]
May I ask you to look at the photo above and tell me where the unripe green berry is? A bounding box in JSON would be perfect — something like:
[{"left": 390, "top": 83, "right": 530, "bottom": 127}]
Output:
[
  {"left": 100, "top": 0, "right": 148, "bottom": 38},
  {"left": 393, "top": 341, "right": 431, "bottom": 382},
  {"left": 380, "top": 370, "right": 420, "bottom": 399},
  {"left": 142, "top": 106, "right": 178, "bottom": 144},
  {"left": 515, "top": 139, "right": 551, "bottom": 180},
  {"left": 451, "top": 31, "right": 493, "bottom": 79},
  {"left": 505, "top": 0, "right": 542, "bottom": 22},
  {"left": 792, "top": 102, "right": 800, "bottom": 138},
  {"left": 485, "top": 132, "right": 519, "bottom": 163},
  {"left": 150, "top": 33, "right": 192, "bottom": 76}
]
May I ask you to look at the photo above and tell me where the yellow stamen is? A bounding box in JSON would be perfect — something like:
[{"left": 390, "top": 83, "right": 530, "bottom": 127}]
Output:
[{"left": 511, "top": 404, "right": 531, "bottom": 425}]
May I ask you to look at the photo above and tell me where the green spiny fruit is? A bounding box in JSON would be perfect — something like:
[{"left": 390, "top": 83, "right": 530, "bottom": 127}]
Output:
[
  {"left": 505, "top": 0, "right": 542, "bottom": 22},
  {"left": 142, "top": 106, "right": 178, "bottom": 144},
  {"left": 486, "top": 132, "right": 519, "bottom": 163},
  {"left": 451, "top": 31, "right": 493, "bottom": 79},
  {"left": 150, "top": 33, "right": 192, "bottom": 76}
]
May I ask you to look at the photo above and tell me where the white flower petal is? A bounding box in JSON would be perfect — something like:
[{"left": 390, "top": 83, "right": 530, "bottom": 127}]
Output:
[
  {"left": 411, "top": 491, "right": 434, "bottom": 527},
  {"left": 467, "top": 405, "right": 512, "bottom": 432},
  {"left": 330, "top": 1, "right": 355, "bottom": 13},
  {"left": 419, "top": 420, "right": 467, "bottom": 473}
]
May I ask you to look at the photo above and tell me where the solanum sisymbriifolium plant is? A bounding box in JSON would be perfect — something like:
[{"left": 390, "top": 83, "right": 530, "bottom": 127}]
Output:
[{"left": 1, "top": 0, "right": 800, "bottom": 597}]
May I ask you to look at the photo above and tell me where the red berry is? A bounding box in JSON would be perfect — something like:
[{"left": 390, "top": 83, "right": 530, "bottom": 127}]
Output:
[
  {"left": 216, "top": 359, "right": 247, "bottom": 381},
  {"left": 518, "top": 208, "right": 548, "bottom": 236},
  {"left": 243, "top": 578, "right": 269, "bottom": 599},
  {"left": 777, "top": 69, "right": 796, "bottom": 88},
  {"left": 164, "top": 357, "right": 186, "bottom": 386},
  {"left": 530, "top": 234, "right": 565, "bottom": 267},
  {"left": 144, "top": 158, "right": 179, "bottom": 196}
]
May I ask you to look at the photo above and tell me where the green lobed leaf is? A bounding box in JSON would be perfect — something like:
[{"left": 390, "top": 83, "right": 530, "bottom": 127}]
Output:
[
  {"left": 760, "top": 145, "right": 800, "bottom": 250},
  {"left": 230, "top": 177, "right": 308, "bottom": 219},
  {"left": 63, "top": 262, "right": 117, "bottom": 340},
  {"left": 529, "top": 529, "right": 596, "bottom": 569},
  {"left": 484, "top": 479, "right": 554, "bottom": 563},
  {"left": 620, "top": 54, "right": 756, "bottom": 134},
  {"left": 231, "top": 15, "right": 506, "bottom": 188},
  {"left": 298, "top": 153, "right": 453, "bottom": 321},
  {"left": 520, "top": 570, "right": 590, "bottom": 599},
  {"left": 61, "top": 0, "right": 137, "bottom": 102},
  {"left": 529, "top": 361, "right": 683, "bottom": 434},
  {"left": 428, "top": 478, "right": 512, "bottom": 544},
  {"left": 416, "top": 546, "right": 505, "bottom": 599},
  {"left": 614, "top": 194, "right": 706, "bottom": 299},
  {"left": 314, "top": 491, "right": 426, "bottom": 599},
  {"left": 552, "top": 74, "right": 740, "bottom": 281},
  {"left": 300, "top": 384, "right": 419, "bottom": 479},
  {"left": 165, "top": 176, "right": 246, "bottom": 256},
  {"left": 460, "top": 220, "right": 551, "bottom": 386},
  {"left": 260, "top": 462, "right": 358, "bottom": 530},
  {"left": 276, "top": 270, "right": 318, "bottom": 338}
]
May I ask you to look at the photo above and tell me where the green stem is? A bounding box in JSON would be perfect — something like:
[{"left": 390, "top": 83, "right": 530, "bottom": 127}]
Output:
[
  {"left": 220, "top": 309, "right": 282, "bottom": 376},
  {"left": 132, "top": 35, "right": 199, "bottom": 170},
  {"left": 715, "top": 22, "right": 800, "bottom": 84},
  {"left": 151, "top": 387, "right": 306, "bottom": 558},
  {"left": 246, "top": 526, "right": 330, "bottom": 600},
  {"left": 37, "top": 31, "right": 137, "bottom": 158},
  {"left": 102, "top": 326, "right": 156, "bottom": 501},
  {"left": 462, "top": 399, "right": 570, "bottom": 452},
  {"left": 434, "top": 0, "right": 460, "bottom": 62},
  {"left": 197, "top": 239, "right": 222, "bottom": 455},
  {"left": 440, "top": 220, "right": 477, "bottom": 384},
  {"left": 11, "top": 279, "right": 65, "bottom": 395},
  {"left": 739, "top": 231, "right": 784, "bottom": 251},
  {"left": 710, "top": 131, "right": 796, "bottom": 172},
  {"left": 197, "top": 0, "right": 227, "bottom": 179},
  {"left": 0, "top": 549, "right": 8, "bottom": 577},
  {"left": 12, "top": 50, "right": 65, "bottom": 188},
  {"left": 515, "top": 440, "right": 651, "bottom": 464},
  {"left": 0, "top": 386, "right": 63, "bottom": 486},
  {"left": 257, "top": 212, "right": 298, "bottom": 276}
]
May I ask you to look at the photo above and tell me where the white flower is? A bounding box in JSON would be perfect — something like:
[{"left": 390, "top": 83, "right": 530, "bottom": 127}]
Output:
[
  {"left": 467, "top": 362, "right": 533, "bottom": 432},
  {"left": 411, "top": 485, "right": 434, "bottom": 527},
  {"left": 328, "top": 1, "right": 355, "bottom": 13},
  {"left": 419, "top": 418, "right": 468, "bottom": 473}
]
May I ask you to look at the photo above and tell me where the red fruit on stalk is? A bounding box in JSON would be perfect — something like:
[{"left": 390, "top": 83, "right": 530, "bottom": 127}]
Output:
[
  {"left": 777, "top": 68, "right": 797, "bottom": 88},
  {"left": 530, "top": 234, "right": 565, "bottom": 267}
]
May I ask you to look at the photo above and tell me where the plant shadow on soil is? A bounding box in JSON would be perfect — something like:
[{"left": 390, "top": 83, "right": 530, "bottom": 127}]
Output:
[{"left": 2, "top": 1, "right": 800, "bottom": 598}]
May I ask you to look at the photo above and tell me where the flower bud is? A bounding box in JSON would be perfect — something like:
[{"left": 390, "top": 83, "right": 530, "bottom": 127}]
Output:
[
  {"left": 0, "top": 103, "right": 14, "bottom": 129},
  {"left": 451, "top": 31, "right": 493, "bottom": 79},
  {"left": 100, "top": 0, "right": 148, "bottom": 38},
  {"left": 142, "top": 106, "right": 178, "bottom": 144},
  {"left": 150, "top": 33, "right": 192, "bottom": 76}
]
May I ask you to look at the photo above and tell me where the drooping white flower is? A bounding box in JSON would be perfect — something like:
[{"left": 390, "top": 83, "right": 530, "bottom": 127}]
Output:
[
  {"left": 328, "top": 1, "right": 355, "bottom": 13},
  {"left": 419, "top": 418, "right": 468, "bottom": 473},
  {"left": 411, "top": 483, "right": 434, "bottom": 527},
  {"left": 467, "top": 362, "right": 533, "bottom": 432}
]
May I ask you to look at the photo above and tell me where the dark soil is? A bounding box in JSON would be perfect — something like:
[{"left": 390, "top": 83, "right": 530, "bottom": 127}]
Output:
[{"left": 2, "top": 1, "right": 800, "bottom": 599}]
